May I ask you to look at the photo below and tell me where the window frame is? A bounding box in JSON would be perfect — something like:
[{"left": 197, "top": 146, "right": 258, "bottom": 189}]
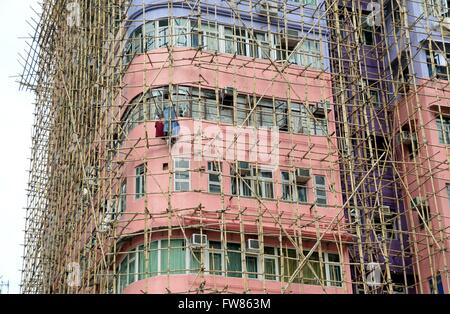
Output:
[
  {"left": 174, "top": 158, "right": 191, "bottom": 192},
  {"left": 315, "top": 175, "right": 327, "bottom": 206},
  {"left": 135, "top": 164, "right": 146, "bottom": 199},
  {"left": 207, "top": 161, "right": 222, "bottom": 193}
]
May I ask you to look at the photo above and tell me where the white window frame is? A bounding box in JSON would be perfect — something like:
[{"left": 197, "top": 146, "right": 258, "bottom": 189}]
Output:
[
  {"left": 135, "top": 164, "right": 146, "bottom": 199},
  {"left": 207, "top": 161, "right": 222, "bottom": 193},
  {"left": 174, "top": 158, "right": 191, "bottom": 192},
  {"left": 253, "top": 167, "right": 275, "bottom": 199},
  {"left": 118, "top": 179, "right": 127, "bottom": 215},
  {"left": 281, "top": 171, "right": 308, "bottom": 203},
  {"left": 315, "top": 175, "right": 327, "bottom": 205},
  {"left": 324, "top": 252, "right": 343, "bottom": 287},
  {"left": 117, "top": 248, "right": 139, "bottom": 292},
  {"left": 262, "top": 247, "right": 280, "bottom": 281}
]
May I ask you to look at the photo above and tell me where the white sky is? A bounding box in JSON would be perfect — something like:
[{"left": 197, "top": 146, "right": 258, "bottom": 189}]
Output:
[{"left": 0, "top": 0, "right": 38, "bottom": 293}]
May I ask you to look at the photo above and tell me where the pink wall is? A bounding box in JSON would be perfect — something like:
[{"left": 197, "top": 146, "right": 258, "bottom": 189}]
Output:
[
  {"left": 109, "top": 47, "right": 351, "bottom": 294},
  {"left": 394, "top": 79, "right": 450, "bottom": 293}
]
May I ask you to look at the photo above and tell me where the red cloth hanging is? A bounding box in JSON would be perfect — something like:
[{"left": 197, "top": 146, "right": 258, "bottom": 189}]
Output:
[{"left": 155, "top": 121, "right": 164, "bottom": 138}]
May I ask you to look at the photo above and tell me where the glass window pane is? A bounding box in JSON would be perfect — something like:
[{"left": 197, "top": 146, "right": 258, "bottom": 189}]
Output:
[
  {"left": 227, "top": 243, "right": 242, "bottom": 277},
  {"left": 246, "top": 255, "right": 258, "bottom": 279},
  {"left": 264, "top": 258, "right": 276, "bottom": 280}
]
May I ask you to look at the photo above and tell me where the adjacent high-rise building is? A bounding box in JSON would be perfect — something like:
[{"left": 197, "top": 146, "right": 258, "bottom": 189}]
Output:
[{"left": 19, "top": 0, "right": 450, "bottom": 294}]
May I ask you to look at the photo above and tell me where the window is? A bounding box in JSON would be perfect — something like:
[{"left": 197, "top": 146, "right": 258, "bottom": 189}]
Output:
[
  {"left": 254, "top": 168, "right": 274, "bottom": 199},
  {"left": 275, "top": 32, "right": 322, "bottom": 69},
  {"left": 249, "top": 31, "right": 271, "bottom": 59},
  {"left": 437, "top": 116, "right": 450, "bottom": 144},
  {"left": 117, "top": 248, "right": 139, "bottom": 292},
  {"left": 246, "top": 254, "right": 258, "bottom": 279},
  {"left": 324, "top": 253, "right": 343, "bottom": 287},
  {"left": 404, "top": 130, "right": 419, "bottom": 158},
  {"left": 208, "top": 162, "right": 222, "bottom": 193},
  {"left": 372, "top": 206, "right": 398, "bottom": 240},
  {"left": 427, "top": 48, "right": 449, "bottom": 80},
  {"left": 276, "top": 31, "right": 298, "bottom": 64},
  {"left": 411, "top": 198, "right": 431, "bottom": 229},
  {"left": 120, "top": 86, "right": 328, "bottom": 138},
  {"left": 197, "top": 22, "right": 220, "bottom": 51},
  {"left": 447, "top": 185, "right": 450, "bottom": 208},
  {"left": 118, "top": 180, "right": 127, "bottom": 214},
  {"left": 144, "top": 21, "right": 156, "bottom": 50},
  {"left": 391, "top": 52, "right": 410, "bottom": 94},
  {"left": 425, "top": 0, "right": 450, "bottom": 17},
  {"left": 124, "top": 26, "right": 144, "bottom": 64},
  {"left": 360, "top": 80, "right": 382, "bottom": 109},
  {"left": 298, "top": 39, "right": 322, "bottom": 69},
  {"left": 224, "top": 27, "right": 248, "bottom": 56},
  {"left": 290, "top": 103, "right": 308, "bottom": 134},
  {"left": 429, "top": 273, "right": 445, "bottom": 294},
  {"left": 226, "top": 243, "right": 242, "bottom": 278},
  {"left": 117, "top": 241, "right": 344, "bottom": 291},
  {"left": 135, "top": 164, "right": 145, "bottom": 199},
  {"left": 174, "top": 159, "right": 190, "bottom": 191},
  {"left": 361, "top": 15, "right": 374, "bottom": 46},
  {"left": 231, "top": 162, "right": 253, "bottom": 197},
  {"left": 302, "top": 251, "right": 324, "bottom": 286},
  {"left": 157, "top": 19, "right": 169, "bottom": 47},
  {"left": 123, "top": 19, "right": 327, "bottom": 69},
  {"left": 280, "top": 248, "right": 342, "bottom": 287},
  {"left": 315, "top": 176, "right": 327, "bottom": 205},
  {"left": 219, "top": 92, "right": 234, "bottom": 124},
  {"left": 231, "top": 163, "right": 274, "bottom": 199},
  {"left": 290, "top": 0, "right": 317, "bottom": 5},
  {"left": 263, "top": 247, "right": 279, "bottom": 280},
  {"left": 209, "top": 241, "right": 223, "bottom": 275},
  {"left": 173, "top": 18, "right": 189, "bottom": 47},
  {"left": 255, "top": 98, "right": 274, "bottom": 128},
  {"left": 281, "top": 248, "right": 301, "bottom": 283},
  {"left": 281, "top": 171, "right": 308, "bottom": 203},
  {"left": 160, "top": 239, "right": 186, "bottom": 274}
]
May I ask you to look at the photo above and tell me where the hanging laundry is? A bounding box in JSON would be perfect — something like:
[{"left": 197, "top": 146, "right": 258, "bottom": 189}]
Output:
[
  {"left": 163, "top": 107, "right": 180, "bottom": 137},
  {"left": 155, "top": 120, "right": 164, "bottom": 138}
]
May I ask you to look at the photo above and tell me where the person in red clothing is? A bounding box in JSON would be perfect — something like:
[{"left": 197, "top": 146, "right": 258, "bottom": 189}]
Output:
[{"left": 155, "top": 115, "right": 164, "bottom": 138}]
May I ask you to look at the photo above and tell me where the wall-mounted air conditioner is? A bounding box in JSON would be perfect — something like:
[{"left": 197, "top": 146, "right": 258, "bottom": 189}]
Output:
[
  {"left": 257, "top": 0, "right": 279, "bottom": 17},
  {"left": 295, "top": 168, "right": 311, "bottom": 184},
  {"left": 313, "top": 101, "right": 331, "bottom": 116},
  {"left": 441, "top": 17, "right": 450, "bottom": 32},
  {"left": 191, "top": 233, "right": 207, "bottom": 247},
  {"left": 411, "top": 197, "right": 428, "bottom": 210},
  {"left": 366, "top": 262, "right": 382, "bottom": 287},
  {"left": 400, "top": 131, "right": 411, "bottom": 145},
  {"left": 222, "top": 87, "right": 235, "bottom": 97},
  {"left": 247, "top": 239, "right": 260, "bottom": 251},
  {"left": 379, "top": 205, "right": 391, "bottom": 216}
]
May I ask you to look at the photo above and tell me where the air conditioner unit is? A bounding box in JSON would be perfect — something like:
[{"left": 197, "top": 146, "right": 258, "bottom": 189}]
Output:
[
  {"left": 379, "top": 205, "right": 391, "bottom": 216},
  {"left": 411, "top": 197, "right": 428, "bottom": 210},
  {"left": 238, "top": 161, "right": 251, "bottom": 175},
  {"left": 247, "top": 239, "right": 260, "bottom": 251},
  {"left": 400, "top": 131, "right": 411, "bottom": 145},
  {"left": 222, "top": 87, "right": 235, "bottom": 97},
  {"left": 191, "top": 233, "right": 207, "bottom": 246},
  {"left": 295, "top": 168, "right": 311, "bottom": 183},
  {"left": 98, "top": 212, "right": 113, "bottom": 233},
  {"left": 366, "top": 262, "right": 382, "bottom": 287},
  {"left": 441, "top": 17, "right": 450, "bottom": 32},
  {"left": 392, "top": 285, "right": 407, "bottom": 294},
  {"left": 313, "top": 101, "right": 331, "bottom": 116},
  {"left": 257, "top": 0, "right": 278, "bottom": 17}
]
